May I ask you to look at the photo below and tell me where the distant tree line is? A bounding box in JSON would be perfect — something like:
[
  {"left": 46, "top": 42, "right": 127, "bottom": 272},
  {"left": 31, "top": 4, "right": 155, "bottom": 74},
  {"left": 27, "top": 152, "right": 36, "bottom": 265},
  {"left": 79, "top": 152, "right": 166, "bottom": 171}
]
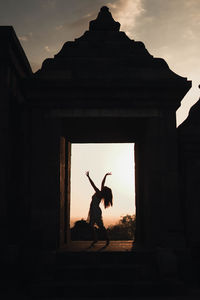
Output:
[{"left": 70, "top": 214, "right": 136, "bottom": 241}]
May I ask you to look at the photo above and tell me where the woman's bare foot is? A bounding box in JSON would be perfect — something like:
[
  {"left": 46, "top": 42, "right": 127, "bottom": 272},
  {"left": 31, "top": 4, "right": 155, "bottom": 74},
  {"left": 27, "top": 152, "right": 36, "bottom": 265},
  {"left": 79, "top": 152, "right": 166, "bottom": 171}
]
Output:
[
  {"left": 105, "top": 239, "right": 110, "bottom": 246},
  {"left": 90, "top": 240, "right": 98, "bottom": 247}
]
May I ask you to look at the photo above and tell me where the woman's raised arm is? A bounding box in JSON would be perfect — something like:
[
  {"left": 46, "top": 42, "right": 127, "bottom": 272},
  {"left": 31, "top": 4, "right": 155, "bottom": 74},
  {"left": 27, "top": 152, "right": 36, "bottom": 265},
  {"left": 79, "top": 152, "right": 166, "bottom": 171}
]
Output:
[
  {"left": 101, "top": 172, "right": 112, "bottom": 190},
  {"left": 86, "top": 171, "right": 99, "bottom": 193}
]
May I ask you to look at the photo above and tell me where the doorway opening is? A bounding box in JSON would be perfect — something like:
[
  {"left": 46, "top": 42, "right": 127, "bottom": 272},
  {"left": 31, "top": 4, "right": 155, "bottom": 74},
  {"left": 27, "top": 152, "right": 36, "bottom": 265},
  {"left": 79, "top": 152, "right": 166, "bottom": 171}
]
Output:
[{"left": 70, "top": 143, "right": 136, "bottom": 249}]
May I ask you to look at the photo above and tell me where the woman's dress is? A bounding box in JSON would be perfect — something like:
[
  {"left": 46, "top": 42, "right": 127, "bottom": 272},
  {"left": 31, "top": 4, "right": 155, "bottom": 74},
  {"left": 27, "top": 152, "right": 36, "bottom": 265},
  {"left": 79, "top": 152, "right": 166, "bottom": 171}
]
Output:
[{"left": 87, "top": 191, "right": 104, "bottom": 228}]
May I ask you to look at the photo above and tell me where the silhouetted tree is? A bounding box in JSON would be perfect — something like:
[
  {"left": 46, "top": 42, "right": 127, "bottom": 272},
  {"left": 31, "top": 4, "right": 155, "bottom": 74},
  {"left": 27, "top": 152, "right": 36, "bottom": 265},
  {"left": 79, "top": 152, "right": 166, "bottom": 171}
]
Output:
[
  {"left": 107, "top": 214, "right": 136, "bottom": 240},
  {"left": 71, "top": 219, "right": 93, "bottom": 240},
  {"left": 71, "top": 214, "right": 136, "bottom": 241}
]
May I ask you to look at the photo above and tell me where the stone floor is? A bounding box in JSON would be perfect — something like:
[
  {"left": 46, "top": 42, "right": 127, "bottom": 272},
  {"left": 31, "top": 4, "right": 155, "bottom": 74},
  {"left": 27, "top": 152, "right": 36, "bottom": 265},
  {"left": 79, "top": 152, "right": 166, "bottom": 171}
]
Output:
[
  {"left": 27, "top": 290, "right": 200, "bottom": 300},
  {"left": 59, "top": 240, "right": 133, "bottom": 252},
  {"left": 3, "top": 240, "right": 200, "bottom": 300}
]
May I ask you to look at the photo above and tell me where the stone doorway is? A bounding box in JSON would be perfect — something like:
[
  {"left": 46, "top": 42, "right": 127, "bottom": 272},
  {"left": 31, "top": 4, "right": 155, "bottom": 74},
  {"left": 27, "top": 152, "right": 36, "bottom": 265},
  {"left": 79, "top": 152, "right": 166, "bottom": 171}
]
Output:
[
  {"left": 59, "top": 139, "right": 136, "bottom": 250},
  {"left": 71, "top": 143, "right": 135, "bottom": 250}
]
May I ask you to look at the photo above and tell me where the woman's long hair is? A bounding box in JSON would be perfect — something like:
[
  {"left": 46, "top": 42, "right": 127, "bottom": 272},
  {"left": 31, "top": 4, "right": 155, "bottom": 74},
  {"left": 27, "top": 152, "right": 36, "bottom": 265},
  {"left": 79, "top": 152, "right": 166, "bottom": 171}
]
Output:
[{"left": 101, "top": 186, "right": 113, "bottom": 208}]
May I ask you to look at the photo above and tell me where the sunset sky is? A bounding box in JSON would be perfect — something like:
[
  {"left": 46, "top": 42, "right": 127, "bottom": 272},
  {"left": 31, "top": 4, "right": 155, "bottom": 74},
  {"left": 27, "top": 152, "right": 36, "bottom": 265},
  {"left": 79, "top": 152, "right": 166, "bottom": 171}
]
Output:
[
  {"left": 71, "top": 143, "right": 135, "bottom": 226},
  {"left": 1, "top": 0, "right": 200, "bottom": 226}
]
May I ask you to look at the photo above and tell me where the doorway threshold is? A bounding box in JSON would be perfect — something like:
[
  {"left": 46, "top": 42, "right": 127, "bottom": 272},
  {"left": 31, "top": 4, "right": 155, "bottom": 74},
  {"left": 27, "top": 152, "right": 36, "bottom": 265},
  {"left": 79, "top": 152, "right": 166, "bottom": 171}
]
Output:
[{"left": 60, "top": 240, "right": 133, "bottom": 252}]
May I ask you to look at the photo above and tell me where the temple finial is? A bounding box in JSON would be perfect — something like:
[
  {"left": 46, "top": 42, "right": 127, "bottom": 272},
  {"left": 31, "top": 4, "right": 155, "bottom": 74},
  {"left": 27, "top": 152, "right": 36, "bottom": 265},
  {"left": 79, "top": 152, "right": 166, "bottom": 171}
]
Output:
[{"left": 89, "top": 6, "right": 120, "bottom": 31}]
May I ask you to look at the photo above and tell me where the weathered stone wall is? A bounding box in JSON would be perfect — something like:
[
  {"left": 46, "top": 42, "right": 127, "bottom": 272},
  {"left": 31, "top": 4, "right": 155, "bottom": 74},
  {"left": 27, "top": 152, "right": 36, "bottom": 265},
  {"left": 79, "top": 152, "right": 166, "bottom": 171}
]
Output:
[
  {"left": 178, "top": 99, "right": 200, "bottom": 249},
  {"left": 28, "top": 108, "right": 61, "bottom": 250},
  {"left": 0, "top": 26, "right": 32, "bottom": 261}
]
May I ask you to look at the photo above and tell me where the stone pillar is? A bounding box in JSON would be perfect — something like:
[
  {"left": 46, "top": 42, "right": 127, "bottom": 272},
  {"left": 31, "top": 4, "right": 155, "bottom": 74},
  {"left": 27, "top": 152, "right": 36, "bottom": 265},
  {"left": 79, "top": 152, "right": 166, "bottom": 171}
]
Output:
[
  {"left": 0, "top": 86, "right": 10, "bottom": 260},
  {"left": 59, "top": 137, "right": 71, "bottom": 247},
  {"left": 178, "top": 109, "right": 200, "bottom": 249},
  {"left": 29, "top": 109, "right": 61, "bottom": 252},
  {"left": 135, "top": 112, "right": 185, "bottom": 249}
]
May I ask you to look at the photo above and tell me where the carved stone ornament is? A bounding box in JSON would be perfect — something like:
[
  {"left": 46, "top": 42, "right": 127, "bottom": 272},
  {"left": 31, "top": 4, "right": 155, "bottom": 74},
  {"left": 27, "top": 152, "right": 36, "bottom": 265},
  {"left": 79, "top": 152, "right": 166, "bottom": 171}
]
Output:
[{"left": 89, "top": 6, "right": 120, "bottom": 31}]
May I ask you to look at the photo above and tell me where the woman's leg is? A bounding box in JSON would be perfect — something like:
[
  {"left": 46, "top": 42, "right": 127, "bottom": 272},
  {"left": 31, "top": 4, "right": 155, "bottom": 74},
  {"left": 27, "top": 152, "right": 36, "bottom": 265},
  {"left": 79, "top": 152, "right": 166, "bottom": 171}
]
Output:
[
  {"left": 92, "top": 226, "right": 98, "bottom": 244},
  {"left": 90, "top": 222, "right": 98, "bottom": 246},
  {"left": 99, "top": 224, "right": 109, "bottom": 246},
  {"left": 104, "top": 226, "right": 110, "bottom": 246},
  {"left": 97, "top": 218, "right": 109, "bottom": 246}
]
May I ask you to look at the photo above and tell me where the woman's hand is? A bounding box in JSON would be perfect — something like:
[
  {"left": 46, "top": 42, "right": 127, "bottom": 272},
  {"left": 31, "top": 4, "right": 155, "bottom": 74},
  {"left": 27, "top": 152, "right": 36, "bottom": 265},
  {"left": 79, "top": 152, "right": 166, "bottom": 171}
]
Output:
[
  {"left": 106, "top": 172, "right": 112, "bottom": 176},
  {"left": 101, "top": 172, "right": 112, "bottom": 190},
  {"left": 86, "top": 171, "right": 90, "bottom": 177}
]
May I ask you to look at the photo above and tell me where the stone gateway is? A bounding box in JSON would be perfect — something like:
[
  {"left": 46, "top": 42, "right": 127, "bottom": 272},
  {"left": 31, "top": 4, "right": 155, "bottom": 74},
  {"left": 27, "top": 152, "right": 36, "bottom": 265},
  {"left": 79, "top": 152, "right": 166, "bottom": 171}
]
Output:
[{"left": 1, "top": 6, "right": 200, "bottom": 298}]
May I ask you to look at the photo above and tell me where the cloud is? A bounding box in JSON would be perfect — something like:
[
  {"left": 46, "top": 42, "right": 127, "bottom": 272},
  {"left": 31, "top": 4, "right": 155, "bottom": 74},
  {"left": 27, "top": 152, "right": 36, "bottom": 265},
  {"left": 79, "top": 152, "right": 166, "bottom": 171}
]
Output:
[
  {"left": 19, "top": 36, "right": 28, "bottom": 42},
  {"left": 107, "top": 0, "right": 145, "bottom": 37},
  {"left": 64, "top": 12, "right": 96, "bottom": 29},
  {"left": 55, "top": 25, "right": 64, "bottom": 31},
  {"left": 182, "top": 28, "right": 197, "bottom": 41},
  {"left": 30, "top": 62, "right": 41, "bottom": 73},
  {"left": 44, "top": 45, "right": 59, "bottom": 55},
  {"left": 124, "top": 0, "right": 200, "bottom": 71},
  {"left": 59, "top": 1, "right": 144, "bottom": 36},
  {"left": 19, "top": 32, "right": 33, "bottom": 42},
  {"left": 41, "top": 0, "right": 57, "bottom": 10},
  {"left": 83, "top": 13, "right": 92, "bottom": 18},
  {"left": 63, "top": 1, "right": 144, "bottom": 37},
  {"left": 44, "top": 46, "right": 51, "bottom": 52}
]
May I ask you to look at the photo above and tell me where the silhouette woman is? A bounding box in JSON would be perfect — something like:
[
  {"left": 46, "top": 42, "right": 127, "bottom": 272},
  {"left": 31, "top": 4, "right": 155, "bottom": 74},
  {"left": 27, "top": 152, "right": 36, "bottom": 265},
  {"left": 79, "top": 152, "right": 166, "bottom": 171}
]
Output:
[{"left": 86, "top": 171, "right": 113, "bottom": 247}]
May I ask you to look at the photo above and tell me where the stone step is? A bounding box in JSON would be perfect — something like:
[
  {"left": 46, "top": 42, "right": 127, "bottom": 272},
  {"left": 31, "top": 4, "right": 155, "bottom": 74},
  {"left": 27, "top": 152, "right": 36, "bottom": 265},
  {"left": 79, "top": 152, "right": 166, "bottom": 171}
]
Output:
[
  {"left": 23, "top": 247, "right": 193, "bottom": 298},
  {"left": 33, "top": 250, "right": 159, "bottom": 290},
  {"left": 53, "top": 263, "right": 157, "bottom": 282},
  {"left": 29, "top": 278, "right": 185, "bottom": 298},
  {"left": 55, "top": 250, "right": 155, "bottom": 266},
  {"left": 27, "top": 259, "right": 185, "bottom": 298}
]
